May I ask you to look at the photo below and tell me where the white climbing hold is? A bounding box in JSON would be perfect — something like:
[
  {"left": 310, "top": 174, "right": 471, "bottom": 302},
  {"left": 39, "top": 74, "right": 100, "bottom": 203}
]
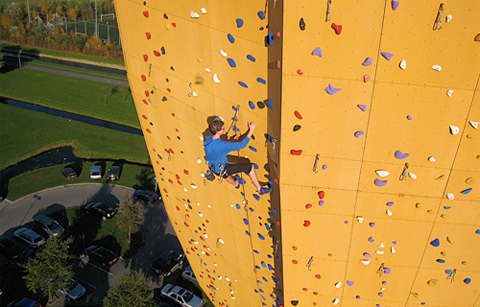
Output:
[
  {"left": 381, "top": 287, "right": 386, "bottom": 291},
  {"left": 375, "top": 170, "right": 390, "bottom": 177},
  {"left": 201, "top": 7, "right": 207, "bottom": 14},
  {"left": 200, "top": 173, "right": 205, "bottom": 177},
  {"left": 197, "top": 158, "right": 202, "bottom": 163},
  {"left": 428, "top": 156, "right": 436, "bottom": 162},
  {"left": 183, "top": 188, "right": 188, "bottom": 192},
  {"left": 399, "top": 59, "right": 406, "bottom": 70},
  {"left": 446, "top": 193, "right": 454, "bottom": 200},
  {"left": 432, "top": 64, "right": 442, "bottom": 71},
  {"left": 220, "top": 49, "right": 228, "bottom": 57},
  {"left": 218, "top": 238, "right": 225, "bottom": 244},
  {"left": 190, "top": 11, "right": 200, "bottom": 18},
  {"left": 356, "top": 216, "right": 364, "bottom": 223},
  {"left": 408, "top": 172, "right": 417, "bottom": 179},
  {"left": 449, "top": 125, "right": 460, "bottom": 135},
  {"left": 192, "top": 91, "right": 198, "bottom": 97},
  {"left": 386, "top": 209, "right": 393, "bottom": 216},
  {"left": 198, "top": 212, "right": 203, "bottom": 217},
  {"left": 391, "top": 247, "right": 396, "bottom": 254},
  {"left": 197, "top": 202, "right": 201, "bottom": 206},
  {"left": 361, "top": 259, "right": 370, "bottom": 265},
  {"left": 191, "top": 184, "right": 198, "bottom": 189},
  {"left": 378, "top": 243, "right": 385, "bottom": 248},
  {"left": 199, "top": 136, "right": 204, "bottom": 141},
  {"left": 213, "top": 73, "right": 221, "bottom": 83},
  {"left": 204, "top": 68, "right": 211, "bottom": 72},
  {"left": 335, "top": 282, "right": 342, "bottom": 288},
  {"left": 333, "top": 298, "right": 340, "bottom": 305},
  {"left": 207, "top": 204, "right": 211, "bottom": 208},
  {"left": 446, "top": 89, "right": 454, "bottom": 97},
  {"left": 376, "top": 251, "right": 385, "bottom": 255},
  {"left": 469, "top": 121, "right": 479, "bottom": 129},
  {"left": 446, "top": 14, "right": 452, "bottom": 22},
  {"left": 203, "top": 234, "right": 208, "bottom": 238}
]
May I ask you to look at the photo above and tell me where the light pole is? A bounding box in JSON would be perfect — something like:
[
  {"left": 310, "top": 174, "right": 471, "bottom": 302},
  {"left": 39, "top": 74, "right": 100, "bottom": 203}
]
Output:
[
  {"left": 94, "top": 0, "right": 98, "bottom": 37},
  {"left": 27, "top": 0, "right": 31, "bottom": 23},
  {"left": 17, "top": 50, "right": 22, "bottom": 68},
  {"left": 154, "top": 177, "right": 158, "bottom": 193}
]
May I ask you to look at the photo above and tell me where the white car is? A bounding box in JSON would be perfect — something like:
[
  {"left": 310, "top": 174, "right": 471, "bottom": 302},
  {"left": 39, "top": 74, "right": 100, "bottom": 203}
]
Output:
[
  {"left": 13, "top": 227, "right": 45, "bottom": 248},
  {"left": 59, "top": 278, "right": 86, "bottom": 300},
  {"left": 160, "top": 284, "right": 204, "bottom": 307},
  {"left": 181, "top": 266, "right": 198, "bottom": 285},
  {"left": 33, "top": 215, "right": 64, "bottom": 238},
  {"left": 90, "top": 165, "right": 102, "bottom": 179}
]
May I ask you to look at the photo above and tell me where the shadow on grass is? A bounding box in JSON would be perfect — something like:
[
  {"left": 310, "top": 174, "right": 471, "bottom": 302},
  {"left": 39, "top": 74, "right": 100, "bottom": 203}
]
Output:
[
  {"left": 122, "top": 230, "right": 143, "bottom": 259},
  {"left": 133, "top": 166, "right": 155, "bottom": 191},
  {"left": 0, "top": 45, "right": 39, "bottom": 74}
]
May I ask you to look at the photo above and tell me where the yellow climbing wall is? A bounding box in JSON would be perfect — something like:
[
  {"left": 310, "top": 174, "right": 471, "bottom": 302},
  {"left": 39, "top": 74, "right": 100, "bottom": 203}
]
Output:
[{"left": 114, "top": 0, "right": 480, "bottom": 306}]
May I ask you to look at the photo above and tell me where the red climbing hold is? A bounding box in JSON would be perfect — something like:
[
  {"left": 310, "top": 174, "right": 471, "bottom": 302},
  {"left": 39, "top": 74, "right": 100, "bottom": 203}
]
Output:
[
  {"left": 276, "top": 32, "right": 281, "bottom": 37},
  {"left": 142, "top": 115, "right": 148, "bottom": 120},
  {"left": 302, "top": 288, "right": 308, "bottom": 292},
  {"left": 143, "top": 54, "right": 148, "bottom": 62},
  {"left": 146, "top": 32, "right": 151, "bottom": 39},
  {"left": 318, "top": 191, "right": 325, "bottom": 199},
  {"left": 172, "top": 22, "right": 177, "bottom": 27},
  {"left": 175, "top": 174, "right": 180, "bottom": 179},
  {"left": 146, "top": 129, "right": 151, "bottom": 133},
  {"left": 184, "top": 222, "right": 189, "bottom": 227},
  {"left": 303, "top": 220, "right": 311, "bottom": 227},
  {"left": 363, "top": 74, "right": 370, "bottom": 82},
  {"left": 168, "top": 179, "right": 173, "bottom": 183},
  {"left": 331, "top": 23, "right": 342, "bottom": 34},
  {"left": 163, "top": 188, "right": 168, "bottom": 193},
  {"left": 176, "top": 205, "right": 180, "bottom": 211},
  {"left": 177, "top": 181, "right": 182, "bottom": 185},
  {"left": 292, "top": 259, "right": 298, "bottom": 264},
  {"left": 141, "top": 75, "right": 146, "bottom": 81},
  {"left": 277, "top": 60, "right": 281, "bottom": 69},
  {"left": 315, "top": 274, "right": 321, "bottom": 279},
  {"left": 143, "top": 11, "right": 149, "bottom": 17},
  {"left": 169, "top": 148, "right": 174, "bottom": 154},
  {"left": 274, "top": 178, "right": 279, "bottom": 184},
  {"left": 292, "top": 246, "right": 298, "bottom": 250},
  {"left": 171, "top": 113, "right": 176, "bottom": 116},
  {"left": 294, "top": 110, "right": 303, "bottom": 119},
  {"left": 167, "top": 88, "right": 171, "bottom": 92},
  {"left": 305, "top": 203, "right": 312, "bottom": 209},
  {"left": 143, "top": 99, "right": 148, "bottom": 105},
  {"left": 291, "top": 149, "right": 303, "bottom": 155},
  {"left": 276, "top": 221, "right": 280, "bottom": 226},
  {"left": 145, "top": 90, "right": 150, "bottom": 97},
  {"left": 183, "top": 169, "right": 189, "bottom": 175},
  {"left": 153, "top": 50, "right": 161, "bottom": 56},
  {"left": 297, "top": 69, "right": 303, "bottom": 75}
]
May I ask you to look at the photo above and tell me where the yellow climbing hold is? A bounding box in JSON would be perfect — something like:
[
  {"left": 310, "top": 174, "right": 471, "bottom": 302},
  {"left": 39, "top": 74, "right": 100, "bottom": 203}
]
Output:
[
  {"left": 415, "top": 203, "right": 422, "bottom": 208},
  {"left": 446, "top": 236, "right": 454, "bottom": 244},
  {"left": 467, "top": 134, "right": 473, "bottom": 139},
  {"left": 435, "top": 174, "right": 445, "bottom": 180},
  {"left": 427, "top": 279, "right": 439, "bottom": 286},
  {"left": 466, "top": 177, "right": 475, "bottom": 184},
  {"left": 165, "top": 23, "right": 171, "bottom": 30},
  {"left": 411, "top": 292, "right": 419, "bottom": 298}
]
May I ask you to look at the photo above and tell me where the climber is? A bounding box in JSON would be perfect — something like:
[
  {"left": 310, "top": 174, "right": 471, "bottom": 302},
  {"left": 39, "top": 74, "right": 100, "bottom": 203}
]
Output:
[{"left": 204, "top": 117, "right": 271, "bottom": 195}]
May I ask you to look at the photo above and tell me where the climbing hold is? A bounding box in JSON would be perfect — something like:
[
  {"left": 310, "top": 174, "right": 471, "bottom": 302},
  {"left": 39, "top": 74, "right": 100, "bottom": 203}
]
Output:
[
  {"left": 257, "top": 101, "right": 265, "bottom": 109},
  {"left": 238, "top": 81, "right": 248, "bottom": 88},
  {"left": 291, "top": 300, "right": 299, "bottom": 306},
  {"left": 268, "top": 32, "right": 274, "bottom": 45},
  {"left": 258, "top": 233, "right": 265, "bottom": 240},
  {"left": 469, "top": 121, "right": 479, "bottom": 129},
  {"left": 257, "top": 78, "right": 266, "bottom": 84},
  {"left": 461, "top": 188, "right": 472, "bottom": 194},
  {"left": 153, "top": 50, "right": 161, "bottom": 57},
  {"left": 318, "top": 191, "right": 325, "bottom": 199},
  {"left": 357, "top": 104, "right": 367, "bottom": 112},
  {"left": 391, "top": 247, "right": 396, "bottom": 253},
  {"left": 201, "top": 7, "right": 207, "bottom": 14},
  {"left": 227, "top": 34, "right": 235, "bottom": 43},
  {"left": 369, "top": 222, "right": 375, "bottom": 228},
  {"left": 293, "top": 125, "right": 301, "bottom": 131},
  {"left": 386, "top": 209, "right": 393, "bottom": 216},
  {"left": 446, "top": 89, "right": 454, "bottom": 97},
  {"left": 450, "top": 125, "right": 460, "bottom": 135},
  {"left": 363, "top": 252, "right": 371, "bottom": 258},
  {"left": 297, "top": 69, "right": 303, "bottom": 75},
  {"left": 220, "top": 50, "right": 227, "bottom": 57},
  {"left": 236, "top": 18, "right": 244, "bottom": 28},
  {"left": 432, "top": 64, "right": 442, "bottom": 71},
  {"left": 331, "top": 23, "right": 342, "bottom": 34},
  {"left": 325, "top": 84, "right": 341, "bottom": 95},
  {"left": 363, "top": 74, "right": 370, "bottom": 82},
  {"left": 146, "top": 32, "right": 151, "bottom": 39},
  {"left": 315, "top": 274, "right": 321, "bottom": 279},
  {"left": 303, "top": 220, "right": 311, "bottom": 227},
  {"left": 391, "top": 0, "right": 399, "bottom": 10},
  {"left": 143, "top": 54, "right": 148, "bottom": 62},
  {"left": 446, "top": 236, "right": 454, "bottom": 244},
  {"left": 399, "top": 59, "right": 406, "bottom": 69},
  {"left": 247, "top": 55, "right": 256, "bottom": 62},
  {"left": 253, "top": 194, "right": 260, "bottom": 201},
  {"left": 143, "top": 11, "right": 149, "bottom": 17},
  {"left": 428, "top": 156, "right": 436, "bottom": 162},
  {"left": 464, "top": 278, "right": 471, "bottom": 284},
  {"left": 475, "top": 34, "right": 480, "bottom": 41},
  {"left": 357, "top": 216, "right": 364, "bottom": 223},
  {"left": 141, "top": 75, "right": 146, "bottom": 81},
  {"left": 165, "top": 23, "right": 171, "bottom": 30},
  {"left": 213, "top": 74, "right": 221, "bottom": 83},
  {"left": 249, "top": 101, "right": 255, "bottom": 109},
  {"left": 333, "top": 298, "right": 340, "bottom": 305},
  {"left": 322, "top": 165, "right": 327, "bottom": 170},
  {"left": 276, "top": 60, "right": 281, "bottom": 68},
  {"left": 354, "top": 131, "right": 364, "bottom": 138},
  {"left": 299, "top": 18, "right": 305, "bottom": 30},
  {"left": 386, "top": 202, "right": 394, "bottom": 206},
  {"left": 362, "top": 57, "right": 373, "bottom": 66},
  {"left": 374, "top": 179, "right": 388, "bottom": 187},
  {"left": 408, "top": 172, "right": 417, "bottom": 179},
  {"left": 305, "top": 204, "right": 312, "bottom": 209},
  {"left": 346, "top": 280, "right": 355, "bottom": 286},
  {"left": 190, "top": 11, "right": 200, "bottom": 18},
  {"left": 430, "top": 238, "right": 440, "bottom": 247},
  {"left": 446, "top": 193, "right": 454, "bottom": 200},
  {"left": 292, "top": 259, "right": 298, "bottom": 264},
  {"left": 294, "top": 110, "right": 303, "bottom": 119},
  {"left": 291, "top": 150, "right": 303, "bottom": 155},
  {"left": 406, "top": 115, "right": 413, "bottom": 120},
  {"left": 375, "top": 170, "right": 389, "bottom": 177},
  {"left": 267, "top": 100, "right": 273, "bottom": 109},
  {"left": 427, "top": 279, "right": 438, "bottom": 286},
  {"left": 257, "top": 11, "right": 265, "bottom": 20},
  {"left": 436, "top": 259, "right": 446, "bottom": 263},
  {"left": 335, "top": 282, "right": 342, "bottom": 288},
  {"left": 227, "top": 58, "right": 236, "bottom": 68},
  {"left": 249, "top": 146, "right": 257, "bottom": 152},
  {"left": 380, "top": 52, "right": 394, "bottom": 61},
  {"left": 394, "top": 150, "right": 409, "bottom": 159},
  {"left": 361, "top": 259, "right": 370, "bottom": 265},
  {"left": 243, "top": 219, "right": 249, "bottom": 226},
  {"left": 311, "top": 47, "right": 323, "bottom": 57},
  {"left": 171, "top": 22, "right": 177, "bottom": 28},
  {"left": 368, "top": 237, "right": 374, "bottom": 243}
]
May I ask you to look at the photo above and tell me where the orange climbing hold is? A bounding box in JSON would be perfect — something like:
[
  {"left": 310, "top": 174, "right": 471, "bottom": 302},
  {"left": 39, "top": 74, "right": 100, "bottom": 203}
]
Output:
[
  {"left": 291, "top": 149, "right": 303, "bottom": 155},
  {"left": 294, "top": 110, "right": 303, "bottom": 119},
  {"left": 318, "top": 191, "right": 325, "bottom": 199}
]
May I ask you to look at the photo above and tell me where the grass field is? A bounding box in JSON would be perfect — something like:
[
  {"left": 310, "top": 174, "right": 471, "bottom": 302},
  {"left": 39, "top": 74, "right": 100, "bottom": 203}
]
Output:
[
  {"left": 0, "top": 103, "right": 149, "bottom": 171},
  {"left": 0, "top": 65, "right": 140, "bottom": 128}
]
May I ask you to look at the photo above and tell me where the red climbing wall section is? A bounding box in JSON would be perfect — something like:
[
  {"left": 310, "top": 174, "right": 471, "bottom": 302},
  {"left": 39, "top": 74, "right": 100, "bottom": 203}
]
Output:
[{"left": 115, "top": 0, "right": 480, "bottom": 306}]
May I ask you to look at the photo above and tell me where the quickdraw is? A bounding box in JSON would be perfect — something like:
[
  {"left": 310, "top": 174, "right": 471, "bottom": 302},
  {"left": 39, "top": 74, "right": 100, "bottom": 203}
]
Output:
[
  {"left": 265, "top": 134, "right": 277, "bottom": 154},
  {"left": 313, "top": 154, "right": 320, "bottom": 173},
  {"left": 306, "top": 256, "right": 314, "bottom": 271},
  {"left": 326, "top": 0, "right": 332, "bottom": 22},
  {"left": 399, "top": 163, "right": 409, "bottom": 182},
  {"left": 433, "top": 3, "right": 444, "bottom": 31}
]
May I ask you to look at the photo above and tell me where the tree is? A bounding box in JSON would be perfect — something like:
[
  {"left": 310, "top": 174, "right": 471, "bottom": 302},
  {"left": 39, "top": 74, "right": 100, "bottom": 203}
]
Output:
[
  {"left": 0, "top": 52, "right": 4, "bottom": 69},
  {"left": 103, "top": 271, "right": 154, "bottom": 307},
  {"left": 117, "top": 196, "right": 144, "bottom": 243},
  {"left": 101, "top": 85, "right": 110, "bottom": 105},
  {"left": 120, "top": 86, "right": 131, "bottom": 102},
  {"left": 22, "top": 237, "right": 74, "bottom": 301}
]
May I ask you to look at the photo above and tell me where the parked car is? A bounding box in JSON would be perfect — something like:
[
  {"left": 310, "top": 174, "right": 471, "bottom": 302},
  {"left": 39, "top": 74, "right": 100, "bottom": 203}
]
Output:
[
  {"left": 160, "top": 284, "right": 204, "bottom": 307},
  {"left": 7, "top": 297, "right": 43, "bottom": 307},
  {"left": 58, "top": 278, "right": 86, "bottom": 300},
  {"left": 133, "top": 190, "right": 160, "bottom": 203},
  {"left": 33, "top": 215, "right": 64, "bottom": 238},
  {"left": 152, "top": 250, "right": 184, "bottom": 277},
  {"left": 13, "top": 228, "right": 45, "bottom": 248},
  {"left": 60, "top": 167, "right": 77, "bottom": 180},
  {"left": 181, "top": 266, "right": 198, "bottom": 285},
  {"left": 83, "top": 245, "right": 119, "bottom": 268},
  {"left": 90, "top": 165, "right": 102, "bottom": 180},
  {"left": 107, "top": 166, "right": 120, "bottom": 181},
  {"left": 84, "top": 202, "right": 118, "bottom": 219},
  {"left": 0, "top": 237, "right": 26, "bottom": 261}
]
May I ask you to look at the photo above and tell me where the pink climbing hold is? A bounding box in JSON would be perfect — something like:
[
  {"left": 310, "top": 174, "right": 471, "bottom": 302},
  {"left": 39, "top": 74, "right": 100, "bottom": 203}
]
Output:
[
  {"left": 294, "top": 110, "right": 303, "bottom": 119},
  {"left": 381, "top": 52, "right": 394, "bottom": 61},
  {"left": 315, "top": 274, "right": 321, "bottom": 279},
  {"left": 311, "top": 47, "right": 323, "bottom": 57},
  {"left": 297, "top": 69, "right": 303, "bottom": 75},
  {"left": 292, "top": 246, "right": 298, "bottom": 250},
  {"left": 303, "top": 220, "right": 311, "bottom": 227},
  {"left": 276, "top": 32, "right": 281, "bottom": 37},
  {"left": 146, "top": 32, "right": 152, "bottom": 39},
  {"left": 363, "top": 74, "right": 370, "bottom": 82},
  {"left": 292, "top": 259, "right": 298, "bottom": 264},
  {"left": 143, "top": 11, "right": 149, "bottom": 18},
  {"left": 277, "top": 60, "right": 281, "bottom": 69},
  {"left": 392, "top": 0, "right": 400, "bottom": 10},
  {"left": 331, "top": 23, "right": 342, "bottom": 34},
  {"left": 325, "top": 84, "right": 341, "bottom": 95}
]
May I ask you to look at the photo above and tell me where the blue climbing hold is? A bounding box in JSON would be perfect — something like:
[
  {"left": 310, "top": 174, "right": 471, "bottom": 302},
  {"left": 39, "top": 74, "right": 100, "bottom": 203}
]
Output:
[
  {"left": 257, "top": 280, "right": 263, "bottom": 284},
  {"left": 261, "top": 261, "right": 266, "bottom": 268},
  {"left": 254, "top": 289, "right": 259, "bottom": 293},
  {"left": 253, "top": 249, "right": 259, "bottom": 254},
  {"left": 268, "top": 264, "right": 273, "bottom": 270},
  {"left": 267, "top": 254, "right": 272, "bottom": 259},
  {"left": 227, "top": 58, "right": 236, "bottom": 67},
  {"left": 236, "top": 204, "right": 241, "bottom": 209},
  {"left": 430, "top": 238, "right": 440, "bottom": 247},
  {"left": 269, "top": 213, "right": 273, "bottom": 219},
  {"left": 443, "top": 206, "right": 451, "bottom": 210},
  {"left": 246, "top": 231, "right": 251, "bottom": 236},
  {"left": 265, "top": 223, "right": 271, "bottom": 231},
  {"left": 236, "top": 18, "right": 244, "bottom": 28},
  {"left": 258, "top": 233, "right": 265, "bottom": 240},
  {"left": 239, "top": 178, "right": 246, "bottom": 184},
  {"left": 243, "top": 218, "right": 249, "bottom": 225},
  {"left": 227, "top": 33, "right": 235, "bottom": 43},
  {"left": 257, "top": 77, "right": 266, "bottom": 84},
  {"left": 253, "top": 163, "right": 259, "bottom": 169},
  {"left": 445, "top": 269, "right": 453, "bottom": 275},
  {"left": 232, "top": 105, "right": 237, "bottom": 111},
  {"left": 249, "top": 207, "right": 254, "bottom": 212},
  {"left": 241, "top": 192, "right": 245, "bottom": 197},
  {"left": 249, "top": 101, "right": 255, "bottom": 109},
  {"left": 464, "top": 278, "right": 472, "bottom": 284},
  {"left": 268, "top": 32, "right": 274, "bottom": 45},
  {"left": 262, "top": 276, "right": 268, "bottom": 282},
  {"left": 436, "top": 259, "right": 446, "bottom": 263},
  {"left": 247, "top": 54, "right": 256, "bottom": 62},
  {"left": 253, "top": 194, "right": 260, "bottom": 201},
  {"left": 233, "top": 126, "right": 240, "bottom": 132},
  {"left": 249, "top": 146, "right": 257, "bottom": 152},
  {"left": 269, "top": 179, "right": 274, "bottom": 185},
  {"left": 147, "top": 99, "right": 152, "bottom": 103},
  {"left": 238, "top": 81, "right": 248, "bottom": 88},
  {"left": 461, "top": 188, "right": 473, "bottom": 194},
  {"left": 258, "top": 11, "right": 265, "bottom": 20},
  {"left": 273, "top": 209, "right": 278, "bottom": 214},
  {"left": 255, "top": 265, "right": 261, "bottom": 270},
  {"left": 475, "top": 229, "right": 480, "bottom": 234},
  {"left": 267, "top": 99, "right": 273, "bottom": 109}
]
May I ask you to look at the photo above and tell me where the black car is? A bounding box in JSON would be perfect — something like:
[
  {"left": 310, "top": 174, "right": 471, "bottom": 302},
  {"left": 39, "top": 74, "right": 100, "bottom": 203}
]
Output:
[
  {"left": 133, "top": 190, "right": 160, "bottom": 203},
  {"left": 107, "top": 166, "right": 120, "bottom": 181},
  {"left": 152, "top": 250, "right": 184, "bottom": 277},
  {"left": 83, "top": 245, "right": 119, "bottom": 268},
  {"left": 60, "top": 167, "right": 77, "bottom": 180},
  {"left": 84, "top": 202, "right": 118, "bottom": 219},
  {"left": 0, "top": 237, "right": 26, "bottom": 261}
]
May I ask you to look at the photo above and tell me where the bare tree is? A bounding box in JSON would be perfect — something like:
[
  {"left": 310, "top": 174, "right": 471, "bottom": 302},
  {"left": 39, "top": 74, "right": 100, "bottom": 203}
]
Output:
[{"left": 117, "top": 196, "right": 144, "bottom": 243}]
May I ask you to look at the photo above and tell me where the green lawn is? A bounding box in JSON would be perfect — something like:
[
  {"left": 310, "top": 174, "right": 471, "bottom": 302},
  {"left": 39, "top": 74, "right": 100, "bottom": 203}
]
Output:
[
  {"left": 0, "top": 66, "right": 140, "bottom": 128},
  {"left": 28, "top": 60, "right": 127, "bottom": 81},
  {"left": 0, "top": 103, "right": 149, "bottom": 170}
]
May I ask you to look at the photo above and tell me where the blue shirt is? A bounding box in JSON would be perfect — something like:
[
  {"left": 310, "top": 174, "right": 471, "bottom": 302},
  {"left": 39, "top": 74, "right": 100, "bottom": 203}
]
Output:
[{"left": 203, "top": 135, "right": 251, "bottom": 173}]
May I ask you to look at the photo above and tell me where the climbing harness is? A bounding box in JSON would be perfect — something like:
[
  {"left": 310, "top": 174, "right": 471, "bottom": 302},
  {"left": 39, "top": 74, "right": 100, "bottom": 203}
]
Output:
[
  {"left": 446, "top": 269, "right": 456, "bottom": 283},
  {"left": 399, "top": 163, "right": 409, "bottom": 182},
  {"left": 326, "top": 0, "right": 332, "bottom": 22},
  {"left": 313, "top": 154, "right": 320, "bottom": 173},
  {"left": 265, "top": 134, "right": 277, "bottom": 154},
  {"left": 306, "top": 256, "right": 314, "bottom": 271},
  {"left": 433, "top": 3, "right": 444, "bottom": 31}
]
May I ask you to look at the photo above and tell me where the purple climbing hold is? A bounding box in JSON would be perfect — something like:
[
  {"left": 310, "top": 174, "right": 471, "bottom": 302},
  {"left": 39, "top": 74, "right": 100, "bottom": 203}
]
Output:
[
  {"left": 407, "top": 115, "right": 413, "bottom": 120},
  {"left": 257, "top": 11, "right": 265, "bottom": 20},
  {"left": 236, "top": 18, "right": 244, "bottom": 28},
  {"left": 383, "top": 267, "right": 391, "bottom": 274},
  {"left": 238, "top": 81, "right": 248, "bottom": 88},
  {"left": 247, "top": 54, "right": 256, "bottom": 62},
  {"left": 374, "top": 179, "right": 388, "bottom": 186},
  {"left": 227, "top": 33, "right": 235, "bottom": 43},
  {"left": 257, "top": 77, "right": 266, "bottom": 84},
  {"left": 368, "top": 236, "right": 375, "bottom": 243},
  {"left": 362, "top": 57, "right": 373, "bottom": 66},
  {"left": 430, "top": 238, "right": 440, "bottom": 247},
  {"left": 357, "top": 104, "right": 367, "bottom": 112},
  {"left": 322, "top": 165, "right": 327, "bottom": 170},
  {"left": 227, "top": 58, "right": 236, "bottom": 67},
  {"left": 378, "top": 292, "right": 384, "bottom": 297},
  {"left": 311, "top": 47, "right": 323, "bottom": 57},
  {"left": 392, "top": 241, "right": 397, "bottom": 245},
  {"left": 391, "top": 0, "right": 400, "bottom": 10},
  {"left": 319, "top": 200, "right": 325, "bottom": 206},
  {"left": 381, "top": 52, "right": 394, "bottom": 61},
  {"left": 325, "top": 84, "right": 341, "bottom": 95},
  {"left": 249, "top": 146, "right": 257, "bottom": 152},
  {"left": 386, "top": 202, "right": 394, "bottom": 206},
  {"left": 354, "top": 131, "right": 364, "bottom": 138},
  {"left": 461, "top": 188, "right": 473, "bottom": 194},
  {"left": 382, "top": 281, "right": 388, "bottom": 285},
  {"left": 394, "top": 150, "right": 409, "bottom": 159},
  {"left": 363, "top": 252, "right": 371, "bottom": 258},
  {"left": 369, "top": 222, "right": 375, "bottom": 228},
  {"left": 267, "top": 99, "right": 273, "bottom": 109},
  {"left": 346, "top": 280, "right": 355, "bottom": 286}
]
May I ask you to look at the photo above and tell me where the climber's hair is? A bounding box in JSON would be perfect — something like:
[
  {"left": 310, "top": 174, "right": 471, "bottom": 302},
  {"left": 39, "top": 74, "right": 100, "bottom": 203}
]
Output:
[{"left": 209, "top": 120, "right": 225, "bottom": 134}]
